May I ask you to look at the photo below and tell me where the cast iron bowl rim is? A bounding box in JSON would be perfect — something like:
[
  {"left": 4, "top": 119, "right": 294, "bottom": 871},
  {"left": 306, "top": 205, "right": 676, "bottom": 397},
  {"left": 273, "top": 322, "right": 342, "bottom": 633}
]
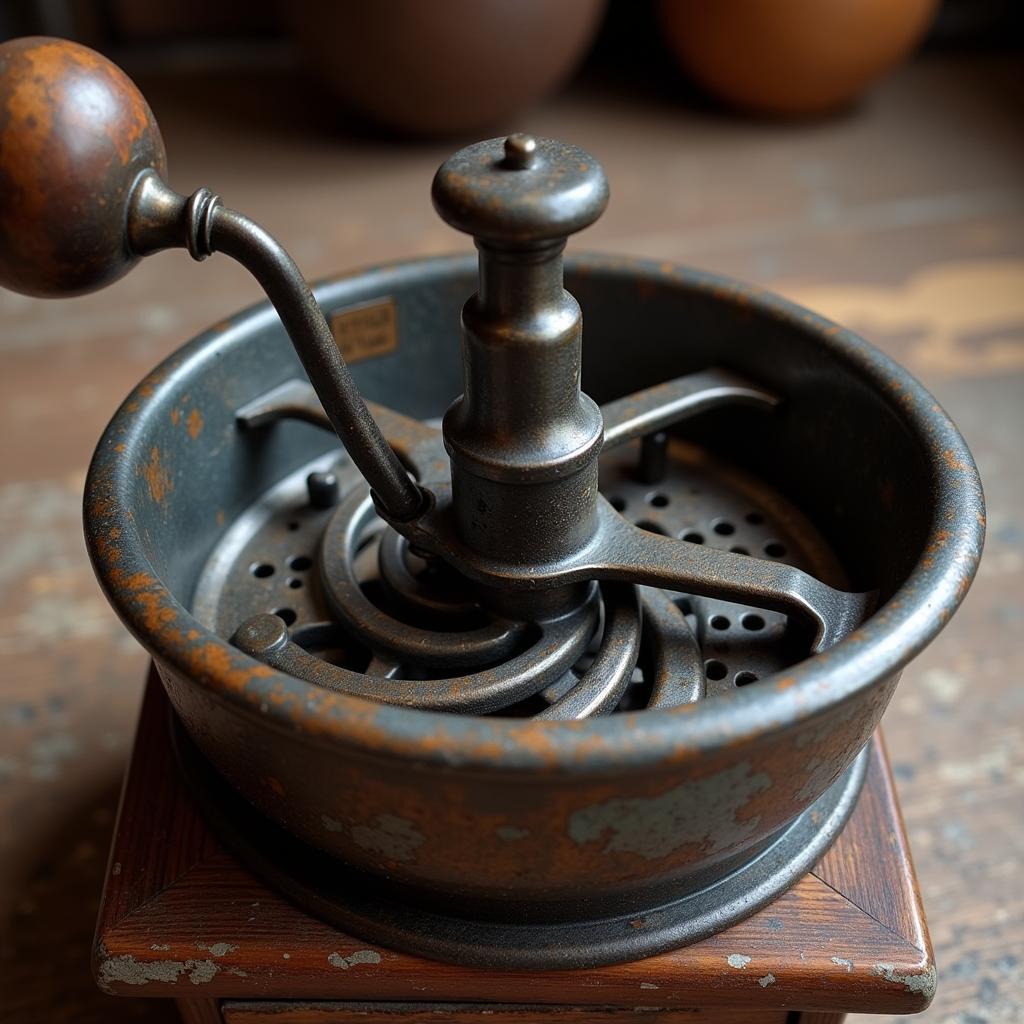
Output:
[{"left": 83, "top": 252, "right": 984, "bottom": 774}]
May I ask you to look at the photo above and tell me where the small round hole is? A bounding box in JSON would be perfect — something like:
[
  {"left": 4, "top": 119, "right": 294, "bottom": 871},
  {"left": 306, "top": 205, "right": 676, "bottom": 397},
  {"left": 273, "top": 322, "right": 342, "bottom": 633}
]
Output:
[
  {"left": 682, "top": 531, "right": 704, "bottom": 544},
  {"left": 609, "top": 495, "right": 627, "bottom": 512},
  {"left": 648, "top": 493, "right": 670, "bottom": 508},
  {"left": 287, "top": 521, "right": 301, "bottom": 532},
  {"left": 704, "top": 659, "right": 728, "bottom": 681},
  {"left": 735, "top": 671, "right": 759, "bottom": 687},
  {"left": 730, "top": 545, "right": 750, "bottom": 555},
  {"left": 636, "top": 520, "right": 667, "bottom": 536},
  {"left": 764, "top": 541, "right": 787, "bottom": 558},
  {"left": 745, "top": 512, "right": 765, "bottom": 525},
  {"left": 250, "top": 562, "right": 275, "bottom": 578},
  {"left": 272, "top": 607, "right": 297, "bottom": 626},
  {"left": 287, "top": 577, "right": 303, "bottom": 590},
  {"left": 288, "top": 555, "right": 313, "bottom": 571},
  {"left": 742, "top": 613, "right": 765, "bottom": 631},
  {"left": 710, "top": 615, "right": 730, "bottom": 630},
  {"left": 712, "top": 519, "right": 735, "bottom": 536}
]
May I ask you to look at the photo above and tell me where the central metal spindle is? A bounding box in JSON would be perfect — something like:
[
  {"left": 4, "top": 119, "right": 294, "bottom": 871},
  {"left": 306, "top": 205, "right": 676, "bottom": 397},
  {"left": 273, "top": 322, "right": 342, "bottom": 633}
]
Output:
[{"left": 433, "top": 135, "right": 609, "bottom": 580}]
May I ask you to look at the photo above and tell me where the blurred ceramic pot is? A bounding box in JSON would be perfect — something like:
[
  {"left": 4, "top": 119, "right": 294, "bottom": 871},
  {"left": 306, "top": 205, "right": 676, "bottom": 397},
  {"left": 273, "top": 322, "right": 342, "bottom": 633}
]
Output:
[
  {"left": 659, "top": 0, "right": 938, "bottom": 116},
  {"left": 286, "top": 0, "right": 606, "bottom": 137}
]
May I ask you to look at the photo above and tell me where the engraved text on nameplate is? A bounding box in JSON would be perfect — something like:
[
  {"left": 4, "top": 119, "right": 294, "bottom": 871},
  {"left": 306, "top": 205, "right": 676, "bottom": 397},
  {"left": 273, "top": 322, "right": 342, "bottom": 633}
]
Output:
[{"left": 330, "top": 298, "right": 399, "bottom": 363}]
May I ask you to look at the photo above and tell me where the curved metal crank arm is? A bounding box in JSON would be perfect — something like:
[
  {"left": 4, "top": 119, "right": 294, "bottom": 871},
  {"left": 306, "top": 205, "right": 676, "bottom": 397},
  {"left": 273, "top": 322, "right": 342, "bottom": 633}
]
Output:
[
  {"left": 0, "top": 33, "right": 423, "bottom": 521},
  {"left": 600, "top": 368, "right": 780, "bottom": 450},
  {"left": 235, "top": 379, "right": 445, "bottom": 479},
  {"left": 0, "top": 32, "right": 425, "bottom": 521},
  {"left": 127, "top": 175, "right": 428, "bottom": 522},
  {"left": 591, "top": 506, "right": 874, "bottom": 651},
  {"left": 399, "top": 493, "right": 872, "bottom": 652}
]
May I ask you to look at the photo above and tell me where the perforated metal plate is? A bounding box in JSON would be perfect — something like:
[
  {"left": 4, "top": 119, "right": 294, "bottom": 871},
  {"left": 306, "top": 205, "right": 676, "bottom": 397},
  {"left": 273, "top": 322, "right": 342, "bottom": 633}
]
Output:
[{"left": 193, "top": 437, "right": 846, "bottom": 713}]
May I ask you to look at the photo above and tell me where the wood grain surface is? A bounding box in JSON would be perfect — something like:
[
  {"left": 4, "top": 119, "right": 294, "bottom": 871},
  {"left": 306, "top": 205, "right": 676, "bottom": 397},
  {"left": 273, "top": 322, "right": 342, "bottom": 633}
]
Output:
[
  {"left": 219, "top": 1002, "right": 798, "bottom": 1023},
  {"left": 0, "top": 49, "right": 1021, "bottom": 1024}
]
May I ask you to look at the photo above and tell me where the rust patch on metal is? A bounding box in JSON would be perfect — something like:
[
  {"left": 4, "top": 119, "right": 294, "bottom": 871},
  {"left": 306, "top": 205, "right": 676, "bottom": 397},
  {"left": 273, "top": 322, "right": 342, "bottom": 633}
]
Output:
[
  {"left": 186, "top": 407, "right": 204, "bottom": 439},
  {"left": 942, "top": 449, "right": 968, "bottom": 471},
  {"left": 141, "top": 446, "right": 172, "bottom": 504},
  {"left": 921, "top": 528, "right": 954, "bottom": 568}
]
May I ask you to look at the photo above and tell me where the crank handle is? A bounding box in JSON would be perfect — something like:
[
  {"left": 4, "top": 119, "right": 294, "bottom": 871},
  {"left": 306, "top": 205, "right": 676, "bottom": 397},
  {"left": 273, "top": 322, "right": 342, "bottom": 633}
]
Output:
[{"left": 0, "top": 36, "right": 421, "bottom": 522}]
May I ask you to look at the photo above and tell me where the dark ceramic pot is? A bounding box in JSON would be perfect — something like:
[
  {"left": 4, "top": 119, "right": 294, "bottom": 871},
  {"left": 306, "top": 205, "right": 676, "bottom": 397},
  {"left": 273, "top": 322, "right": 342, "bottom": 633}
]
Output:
[{"left": 286, "top": 0, "right": 606, "bottom": 136}]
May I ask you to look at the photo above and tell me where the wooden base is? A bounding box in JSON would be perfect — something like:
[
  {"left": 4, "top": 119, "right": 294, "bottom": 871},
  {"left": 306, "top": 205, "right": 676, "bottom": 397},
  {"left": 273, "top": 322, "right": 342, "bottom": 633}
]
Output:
[{"left": 95, "top": 672, "right": 934, "bottom": 1023}]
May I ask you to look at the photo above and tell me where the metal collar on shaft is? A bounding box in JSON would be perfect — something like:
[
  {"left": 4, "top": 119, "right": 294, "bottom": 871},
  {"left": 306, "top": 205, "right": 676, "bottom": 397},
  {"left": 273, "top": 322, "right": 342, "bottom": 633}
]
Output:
[{"left": 434, "top": 136, "right": 609, "bottom": 574}]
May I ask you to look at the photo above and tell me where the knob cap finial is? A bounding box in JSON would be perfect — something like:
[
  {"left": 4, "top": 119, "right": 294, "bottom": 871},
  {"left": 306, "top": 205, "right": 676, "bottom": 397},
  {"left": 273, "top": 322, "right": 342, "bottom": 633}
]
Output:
[
  {"left": 0, "top": 36, "right": 167, "bottom": 297},
  {"left": 431, "top": 134, "right": 608, "bottom": 245}
]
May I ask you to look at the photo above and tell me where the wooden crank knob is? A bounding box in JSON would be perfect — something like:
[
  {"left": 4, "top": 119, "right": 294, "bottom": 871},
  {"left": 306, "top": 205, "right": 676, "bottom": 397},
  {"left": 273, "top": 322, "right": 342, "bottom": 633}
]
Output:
[{"left": 0, "top": 36, "right": 167, "bottom": 297}]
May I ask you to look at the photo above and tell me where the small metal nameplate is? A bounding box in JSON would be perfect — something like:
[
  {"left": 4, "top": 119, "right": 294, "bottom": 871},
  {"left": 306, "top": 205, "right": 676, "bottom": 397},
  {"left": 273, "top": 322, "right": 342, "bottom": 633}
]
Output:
[{"left": 330, "top": 298, "right": 398, "bottom": 363}]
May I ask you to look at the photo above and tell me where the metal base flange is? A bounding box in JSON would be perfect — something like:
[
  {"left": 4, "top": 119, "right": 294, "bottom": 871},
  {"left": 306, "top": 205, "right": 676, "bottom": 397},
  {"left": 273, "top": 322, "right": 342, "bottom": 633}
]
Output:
[{"left": 173, "top": 713, "right": 868, "bottom": 970}]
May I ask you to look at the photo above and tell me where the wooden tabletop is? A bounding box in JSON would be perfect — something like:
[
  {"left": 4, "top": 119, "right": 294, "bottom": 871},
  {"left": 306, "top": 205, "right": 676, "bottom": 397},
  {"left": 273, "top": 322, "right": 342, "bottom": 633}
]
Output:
[{"left": 1, "top": 50, "right": 1021, "bottom": 1024}]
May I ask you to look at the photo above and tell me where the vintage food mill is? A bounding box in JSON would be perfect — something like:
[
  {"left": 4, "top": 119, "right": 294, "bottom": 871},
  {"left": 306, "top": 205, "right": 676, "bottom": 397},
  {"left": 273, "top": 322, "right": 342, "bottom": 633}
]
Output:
[{"left": 0, "top": 37, "right": 983, "bottom": 969}]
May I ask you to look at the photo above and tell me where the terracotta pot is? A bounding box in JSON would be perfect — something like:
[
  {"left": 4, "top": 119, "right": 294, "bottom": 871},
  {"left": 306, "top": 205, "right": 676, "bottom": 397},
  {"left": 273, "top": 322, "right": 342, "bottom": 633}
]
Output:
[
  {"left": 659, "top": 0, "right": 938, "bottom": 116},
  {"left": 286, "top": 0, "right": 606, "bottom": 137}
]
